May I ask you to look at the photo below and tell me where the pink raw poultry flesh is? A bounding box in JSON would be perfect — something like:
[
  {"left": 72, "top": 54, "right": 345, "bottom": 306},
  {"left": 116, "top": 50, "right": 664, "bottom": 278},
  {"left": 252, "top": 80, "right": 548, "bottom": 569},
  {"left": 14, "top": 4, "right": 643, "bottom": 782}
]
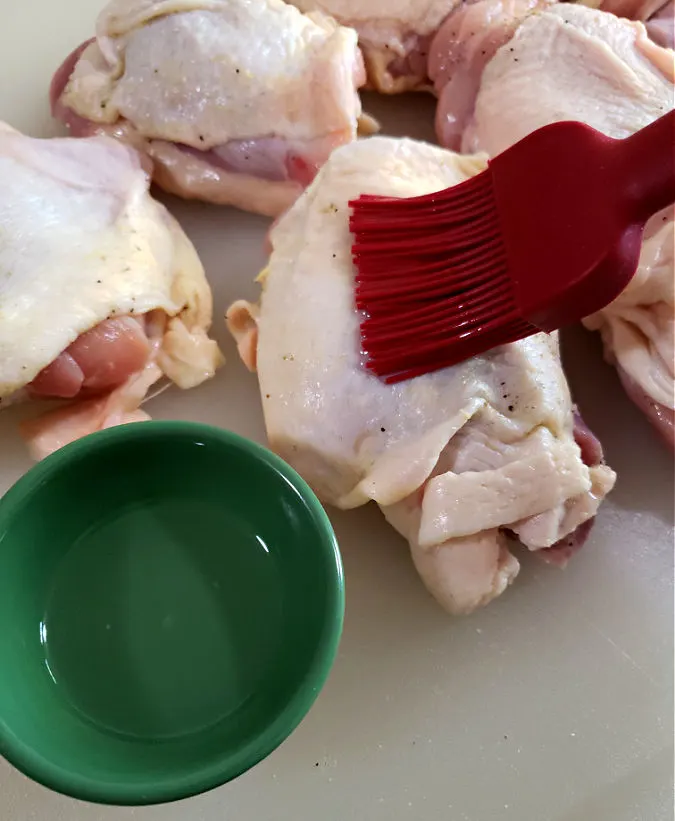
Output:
[{"left": 27, "top": 318, "right": 151, "bottom": 399}]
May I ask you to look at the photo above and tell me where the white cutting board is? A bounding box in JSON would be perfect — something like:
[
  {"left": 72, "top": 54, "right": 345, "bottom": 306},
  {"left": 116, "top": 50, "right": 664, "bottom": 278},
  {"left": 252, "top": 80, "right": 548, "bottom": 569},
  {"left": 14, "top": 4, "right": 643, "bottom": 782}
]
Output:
[{"left": 1, "top": 3, "right": 673, "bottom": 820}]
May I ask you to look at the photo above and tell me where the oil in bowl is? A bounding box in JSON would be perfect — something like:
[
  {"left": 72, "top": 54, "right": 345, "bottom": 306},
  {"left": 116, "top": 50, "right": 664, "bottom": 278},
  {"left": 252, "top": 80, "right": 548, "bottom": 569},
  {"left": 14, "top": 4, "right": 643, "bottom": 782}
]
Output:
[
  {"left": 42, "top": 497, "right": 283, "bottom": 740},
  {"left": 0, "top": 422, "right": 344, "bottom": 806}
]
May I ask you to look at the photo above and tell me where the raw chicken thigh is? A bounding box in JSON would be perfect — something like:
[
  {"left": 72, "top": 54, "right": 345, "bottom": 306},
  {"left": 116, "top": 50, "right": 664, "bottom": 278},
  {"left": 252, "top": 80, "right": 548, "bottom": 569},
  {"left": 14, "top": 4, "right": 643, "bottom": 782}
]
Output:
[
  {"left": 288, "top": 0, "right": 461, "bottom": 92},
  {"left": 51, "top": 0, "right": 365, "bottom": 217},
  {"left": 0, "top": 123, "right": 222, "bottom": 459},
  {"left": 227, "top": 137, "right": 616, "bottom": 614},
  {"left": 434, "top": 3, "right": 674, "bottom": 447}
]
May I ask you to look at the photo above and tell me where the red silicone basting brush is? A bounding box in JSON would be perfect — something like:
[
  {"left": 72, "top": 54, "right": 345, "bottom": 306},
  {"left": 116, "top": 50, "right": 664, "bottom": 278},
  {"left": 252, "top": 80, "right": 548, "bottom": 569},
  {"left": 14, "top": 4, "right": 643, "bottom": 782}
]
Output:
[{"left": 349, "top": 111, "right": 675, "bottom": 383}]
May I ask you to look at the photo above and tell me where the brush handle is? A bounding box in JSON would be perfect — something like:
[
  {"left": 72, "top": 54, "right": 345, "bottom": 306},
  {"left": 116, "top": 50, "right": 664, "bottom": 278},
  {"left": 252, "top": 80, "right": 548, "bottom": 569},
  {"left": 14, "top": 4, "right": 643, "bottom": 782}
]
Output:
[{"left": 620, "top": 109, "right": 675, "bottom": 222}]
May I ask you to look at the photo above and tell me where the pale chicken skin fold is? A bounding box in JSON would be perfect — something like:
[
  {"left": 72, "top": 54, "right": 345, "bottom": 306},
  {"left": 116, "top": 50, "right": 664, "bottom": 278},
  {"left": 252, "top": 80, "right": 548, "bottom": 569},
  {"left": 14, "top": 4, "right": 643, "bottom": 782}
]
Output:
[
  {"left": 227, "top": 137, "right": 616, "bottom": 615},
  {"left": 0, "top": 124, "right": 222, "bottom": 459},
  {"left": 51, "top": 0, "right": 366, "bottom": 216},
  {"left": 435, "top": 3, "right": 674, "bottom": 447}
]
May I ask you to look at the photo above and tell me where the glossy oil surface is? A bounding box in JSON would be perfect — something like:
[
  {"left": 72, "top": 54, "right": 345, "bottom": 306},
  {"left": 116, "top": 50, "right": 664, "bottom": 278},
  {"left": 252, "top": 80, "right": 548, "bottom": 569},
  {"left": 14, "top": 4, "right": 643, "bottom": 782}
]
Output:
[{"left": 43, "top": 498, "right": 282, "bottom": 740}]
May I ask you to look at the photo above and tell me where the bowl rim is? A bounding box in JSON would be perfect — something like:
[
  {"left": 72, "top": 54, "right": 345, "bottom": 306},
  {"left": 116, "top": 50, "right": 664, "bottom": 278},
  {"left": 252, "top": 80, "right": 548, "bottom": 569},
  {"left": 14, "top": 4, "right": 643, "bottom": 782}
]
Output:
[{"left": 0, "top": 420, "right": 345, "bottom": 806}]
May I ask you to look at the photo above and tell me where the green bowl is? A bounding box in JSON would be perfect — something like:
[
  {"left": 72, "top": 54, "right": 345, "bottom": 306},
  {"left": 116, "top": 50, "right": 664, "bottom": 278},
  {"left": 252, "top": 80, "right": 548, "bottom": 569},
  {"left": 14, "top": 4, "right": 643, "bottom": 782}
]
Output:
[{"left": 0, "top": 421, "right": 344, "bottom": 805}]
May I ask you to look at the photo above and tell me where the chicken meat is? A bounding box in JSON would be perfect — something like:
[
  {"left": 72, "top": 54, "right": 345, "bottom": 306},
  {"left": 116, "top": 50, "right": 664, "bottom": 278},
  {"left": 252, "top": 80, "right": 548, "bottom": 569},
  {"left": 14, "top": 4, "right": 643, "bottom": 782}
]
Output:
[
  {"left": 288, "top": 0, "right": 462, "bottom": 92},
  {"left": 577, "top": 0, "right": 674, "bottom": 48},
  {"left": 227, "top": 137, "right": 616, "bottom": 615},
  {"left": 428, "top": 0, "right": 556, "bottom": 151},
  {"left": 0, "top": 123, "right": 222, "bottom": 459},
  {"left": 432, "top": 3, "right": 674, "bottom": 448},
  {"left": 51, "top": 0, "right": 366, "bottom": 217}
]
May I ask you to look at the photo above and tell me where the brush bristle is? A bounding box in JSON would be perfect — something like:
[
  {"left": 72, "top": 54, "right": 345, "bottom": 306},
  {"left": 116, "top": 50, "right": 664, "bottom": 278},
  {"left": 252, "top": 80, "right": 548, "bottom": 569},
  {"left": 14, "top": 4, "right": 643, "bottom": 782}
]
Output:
[{"left": 349, "top": 169, "right": 536, "bottom": 382}]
